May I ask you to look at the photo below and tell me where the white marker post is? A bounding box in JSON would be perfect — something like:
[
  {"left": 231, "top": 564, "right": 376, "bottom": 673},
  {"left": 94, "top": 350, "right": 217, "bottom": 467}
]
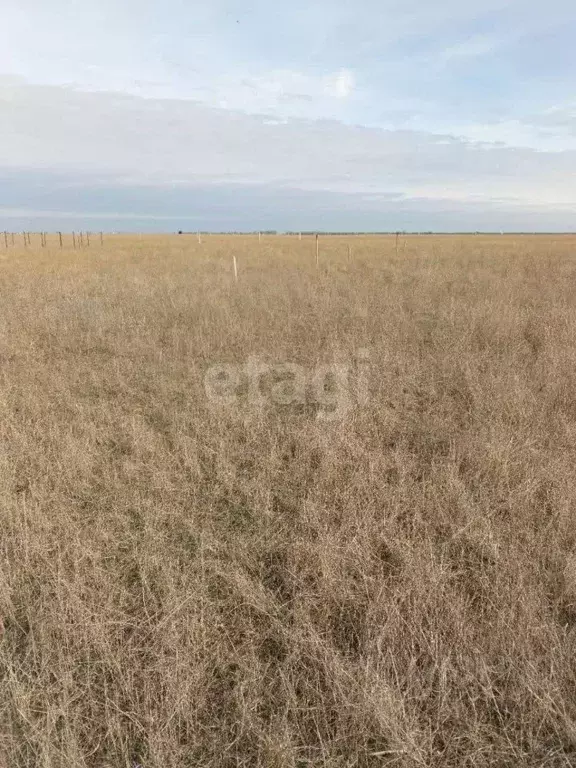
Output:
[{"left": 233, "top": 255, "right": 238, "bottom": 282}]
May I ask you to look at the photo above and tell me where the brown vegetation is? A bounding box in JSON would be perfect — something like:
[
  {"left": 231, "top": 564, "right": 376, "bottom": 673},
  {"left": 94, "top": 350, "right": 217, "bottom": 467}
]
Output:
[{"left": 1, "top": 234, "right": 576, "bottom": 766}]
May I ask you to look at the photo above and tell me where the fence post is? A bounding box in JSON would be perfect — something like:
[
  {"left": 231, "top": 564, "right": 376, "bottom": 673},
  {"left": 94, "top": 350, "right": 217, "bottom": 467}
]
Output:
[
  {"left": 100, "top": 232, "right": 104, "bottom": 246},
  {"left": 86, "top": 232, "right": 91, "bottom": 247},
  {"left": 59, "top": 232, "right": 63, "bottom": 248},
  {"left": 72, "top": 231, "right": 77, "bottom": 249},
  {"left": 315, "top": 234, "right": 319, "bottom": 268}
]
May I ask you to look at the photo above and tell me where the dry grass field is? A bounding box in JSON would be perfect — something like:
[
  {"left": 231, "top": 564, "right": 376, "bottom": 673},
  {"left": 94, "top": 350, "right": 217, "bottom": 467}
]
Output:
[{"left": 2, "top": 233, "right": 576, "bottom": 767}]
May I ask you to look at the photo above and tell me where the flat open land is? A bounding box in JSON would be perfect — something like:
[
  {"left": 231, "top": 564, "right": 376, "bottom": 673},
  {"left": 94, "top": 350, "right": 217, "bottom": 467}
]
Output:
[{"left": 2, "top": 234, "right": 576, "bottom": 767}]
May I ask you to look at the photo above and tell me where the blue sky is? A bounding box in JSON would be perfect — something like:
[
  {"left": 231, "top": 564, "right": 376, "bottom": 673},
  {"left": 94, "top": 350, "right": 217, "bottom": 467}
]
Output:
[{"left": 0, "top": 0, "right": 575, "bottom": 231}]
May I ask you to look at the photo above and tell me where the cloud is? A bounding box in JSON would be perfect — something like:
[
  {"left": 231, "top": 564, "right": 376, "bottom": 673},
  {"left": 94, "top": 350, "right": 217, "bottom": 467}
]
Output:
[
  {"left": 0, "top": 81, "right": 575, "bottom": 230},
  {"left": 436, "top": 34, "right": 504, "bottom": 66},
  {"left": 525, "top": 104, "right": 576, "bottom": 133},
  {"left": 208, "top": 68, "right": 356, "bottom": 118},
  {"left": 0, "top": 169, "right": 573, "bottom": 233},
  {"left": 330, "top": 70, "right": 355, "bottom": 99},
  {"left": 1, "top": 1, "right": 575, "bottom": 229},
  {"left": 428, "top": 119, "right": 576, "bottom": 152}
]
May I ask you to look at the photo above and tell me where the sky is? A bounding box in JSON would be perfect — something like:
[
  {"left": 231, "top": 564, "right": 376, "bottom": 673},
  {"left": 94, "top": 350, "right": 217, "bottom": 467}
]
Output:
[{"left": 0, "top": 0, "right": 575, "bottom": 231}]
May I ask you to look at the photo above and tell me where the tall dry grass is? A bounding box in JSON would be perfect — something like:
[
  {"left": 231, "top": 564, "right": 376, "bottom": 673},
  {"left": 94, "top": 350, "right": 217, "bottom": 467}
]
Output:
[{"left": 1, "top": 234, "right": 576, "bottom": 766}]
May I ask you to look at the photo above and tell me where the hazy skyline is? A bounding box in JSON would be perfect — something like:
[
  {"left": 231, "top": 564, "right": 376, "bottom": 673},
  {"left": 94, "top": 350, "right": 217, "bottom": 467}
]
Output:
[{"left": 1, "top": 0, "right": 575, "bottom": 231}]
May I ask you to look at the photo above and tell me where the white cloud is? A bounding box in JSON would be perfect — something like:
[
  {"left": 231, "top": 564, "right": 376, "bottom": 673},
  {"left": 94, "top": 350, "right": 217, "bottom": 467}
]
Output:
[
  {"left": 418, "top": 117, "right": 576, "bottom": 153},
  {"left": 330, "top": 69, "right": 355, "bottom": 99},
  {"left": 184, "top": 68, "right": 357, "bottom": 120},
  {"left": 1, "top": 0, "right": 576, "bottom": 229},
  {"left": 1, "top": 82, "right": 575, "bottom": 215},
  {"left": 437, "top": 34, "right": 504, "bottom": 65}
]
